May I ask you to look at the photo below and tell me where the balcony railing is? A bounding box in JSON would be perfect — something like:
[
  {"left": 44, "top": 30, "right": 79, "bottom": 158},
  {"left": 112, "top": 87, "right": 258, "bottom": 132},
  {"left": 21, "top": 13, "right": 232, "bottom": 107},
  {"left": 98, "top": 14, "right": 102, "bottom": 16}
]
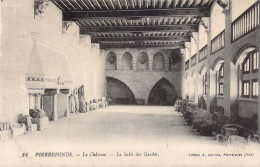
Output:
[
  {"left": 232, "top": 1, "right": 260, "bottom": 42},
  {"left": 211, "top": 30, "right": 225, "bottom": 54},
  {"left": 199, "top": 45, "right": 207, "bottom": 62},
  {"left": 191, "top": 54, "right": 197, "bottom": 67},
  {"left": 185, "top": 60, "right": 189, "bottom": 71}
]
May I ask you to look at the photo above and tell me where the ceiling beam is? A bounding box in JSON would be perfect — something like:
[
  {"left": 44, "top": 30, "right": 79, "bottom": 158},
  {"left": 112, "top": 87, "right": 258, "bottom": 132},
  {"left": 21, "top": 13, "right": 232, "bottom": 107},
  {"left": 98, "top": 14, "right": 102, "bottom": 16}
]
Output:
[
  {"left": 80, "top": 25, "right": 198, "bottom": 33},
  {"left": 62, "top": 8, "right": 210, "bottom": 21},
  {"left": 100, "top": 43, "right": 185, "bottom": 49},
  {"left": 91, "top": 36, "right": 191, "bottom": 43}
]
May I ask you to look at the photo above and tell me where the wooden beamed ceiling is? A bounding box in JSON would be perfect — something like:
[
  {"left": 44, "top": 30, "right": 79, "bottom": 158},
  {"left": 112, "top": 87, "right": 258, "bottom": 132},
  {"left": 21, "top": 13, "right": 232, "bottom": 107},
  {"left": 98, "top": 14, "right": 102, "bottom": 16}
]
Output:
[{"left": 52, "top": 0, "right": 214, "bottom": 49}]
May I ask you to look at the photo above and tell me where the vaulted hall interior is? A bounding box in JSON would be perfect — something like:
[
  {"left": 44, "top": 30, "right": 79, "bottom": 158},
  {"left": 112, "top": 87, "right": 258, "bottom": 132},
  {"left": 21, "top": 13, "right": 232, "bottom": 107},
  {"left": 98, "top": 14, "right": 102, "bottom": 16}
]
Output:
[{"left": 0, "top": 0, "right": 260, "bottom": 166}]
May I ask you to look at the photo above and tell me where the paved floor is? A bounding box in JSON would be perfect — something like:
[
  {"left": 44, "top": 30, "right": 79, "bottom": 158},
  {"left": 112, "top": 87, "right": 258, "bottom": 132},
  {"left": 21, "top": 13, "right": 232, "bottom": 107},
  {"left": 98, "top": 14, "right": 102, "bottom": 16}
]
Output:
[{"left": 1, "top": 106, "right": 260, "bottom": 167}]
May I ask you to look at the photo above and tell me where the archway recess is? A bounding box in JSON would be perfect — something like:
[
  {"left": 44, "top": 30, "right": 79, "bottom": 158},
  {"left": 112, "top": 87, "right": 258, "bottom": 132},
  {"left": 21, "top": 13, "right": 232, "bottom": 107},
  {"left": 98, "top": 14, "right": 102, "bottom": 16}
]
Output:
[
  {"left": 148, "top": 78, "right": 177, "bottom": 106},
  {"left": 106, "top": 77, "right": 136, "bottom": 104}
]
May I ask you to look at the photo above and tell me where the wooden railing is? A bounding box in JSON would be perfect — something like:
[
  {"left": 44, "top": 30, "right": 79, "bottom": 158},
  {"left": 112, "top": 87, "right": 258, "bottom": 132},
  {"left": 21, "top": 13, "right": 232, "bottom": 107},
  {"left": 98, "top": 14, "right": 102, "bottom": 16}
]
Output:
[
  {"left": 191, "top": 54, "right": 197, "bottom": 67},
  {"left": 211, "top": 30, "right": 225, "bottom": 54},
  {"left": 232, "top": 1, "right": 260, "bottom": 42},
  {"left": 199, "top": 45, "right": 207, "bottom": 62},
  {"left": 185, "top": 60, "right": 189, "bottom": 71}
]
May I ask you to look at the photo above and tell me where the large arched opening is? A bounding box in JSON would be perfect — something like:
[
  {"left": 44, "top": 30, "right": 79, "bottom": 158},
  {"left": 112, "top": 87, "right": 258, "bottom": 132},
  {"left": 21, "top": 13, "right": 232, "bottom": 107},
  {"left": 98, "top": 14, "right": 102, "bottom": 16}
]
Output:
[
  {"left": 148, "top": 78, "right": 177, "bottom": 106},
  {"left": 106, "top": 77, "right": 136, "bottom": 105}
]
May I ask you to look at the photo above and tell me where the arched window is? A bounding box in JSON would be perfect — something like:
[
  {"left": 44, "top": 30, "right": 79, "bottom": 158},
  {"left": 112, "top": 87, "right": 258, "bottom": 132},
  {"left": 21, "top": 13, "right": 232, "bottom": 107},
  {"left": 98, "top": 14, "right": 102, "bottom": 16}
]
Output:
[
  {"left": 121, "top": 52, "right": 133, "bottom": 70},
  {"left": 137, "top": 52, "right": 149, "bottom": 70},
  {"left": 240, "top": 50, "right": 259, "bottom": 98},
  {"left": 216, "top": 63, "right": 224, "bottom": 95},
  {"left": 152, "top": 52, "right": 165, "bottom": 70}
]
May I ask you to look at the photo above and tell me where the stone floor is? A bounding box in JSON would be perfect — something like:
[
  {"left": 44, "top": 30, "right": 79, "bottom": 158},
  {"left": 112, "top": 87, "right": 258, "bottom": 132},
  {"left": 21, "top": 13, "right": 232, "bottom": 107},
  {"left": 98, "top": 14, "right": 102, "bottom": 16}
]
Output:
[{"left": 1, "top": 105, "right": 260, "bottom": 167}]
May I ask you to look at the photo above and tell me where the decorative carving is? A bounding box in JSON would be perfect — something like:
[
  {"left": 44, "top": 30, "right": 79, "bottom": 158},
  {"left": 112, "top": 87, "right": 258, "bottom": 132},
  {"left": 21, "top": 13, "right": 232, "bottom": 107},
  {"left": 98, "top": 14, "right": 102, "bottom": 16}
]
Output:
[
  {"left": 216, "top": 0, "right": 230, "bottom": 13},
  {"left": 180, "top": 49, "right": 185, "bottom": 56},
  {"left": 216, "top": 0, "right": 229, "bottom": 9},
  {"left": 26, "top": 76, "right": 73, "bottom": 86},
  {"left": 57, "top": 76, "right": 64, "bottom": 85},
  {"left": 44, "top": 89, "right": 58, "bottom": 95},
  {"left": 60, "top": 89, "right": 70, "bottom": 94},
  {"left": 191, "top": 33, "right": 198, "bottom": 43},
  {"left": 79, "top": 35, "right": 89, "bottom": 46},
  {"left": 200, "top": 18, "right": 209, "bottom": 31},
  {"left": 107, "top": 55, "right": 116, "bottom": 64},
  {"left": 27, "top": 88, "right": 45, "bottom": 95},
  {"left": 91, "top": 43, "right": 99, "bottom": 50},
  {"left": 185, "top": 42, "right": 191, "bottom": 51},
  {"left": 34, "top": 0, "right": 50, "bottom": 19},
  {"left": 62, "top": 21, "right": 73, "bottom": 34},
  {"left": 138, "top": 54, "right": 148, "bottom": 64},
  {"left": 100, "top": 50, "right": 106, "bottom": 56}
]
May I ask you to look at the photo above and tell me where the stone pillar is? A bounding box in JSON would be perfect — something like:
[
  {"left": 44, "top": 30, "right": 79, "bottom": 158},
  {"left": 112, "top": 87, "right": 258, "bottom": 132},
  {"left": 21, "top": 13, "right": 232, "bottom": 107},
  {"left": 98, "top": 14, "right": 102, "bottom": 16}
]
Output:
[
  {"left": 192, "top": 32, "right": 199, "bottom": 103},
  {"left": 258, "top": 54, "right": 260, "bottom": 134},
  {"left": 66, "top": 94, "right": 70, "bottom": 117},
  {"left": 164, "top": 58, "right": 169, "bottom": 71},
  {"left": 258, "top": 22, "right": 260, "bottom": 134},
  {"left": 180, "top": 49, "right": 186, "bottom": 98},
  {"left": 187, "top": 42, "right": 191, "bottom": 69},
  {"left": 132, "top": 56, "right": 137, "bottom": 70},
  {"left": 221, "top": 0, "right": 236, "bottom": 117},
  {"left": 205, "top": 15, "right": 212, "bottom": 112},
  {"left": 149, "top": 58, "right": 153, "bottom": 71},
  {"left": 29, "top": 94, "right": 35, "bottom": 109},
  {"left": 35, "top": 94, "right": 41, "bottom": 109},
  {"left": 53, "top": 92, "right": 58, "bottom": 121},
  {"left": 116, "top": 55, "right": 121, "bottom": 71}
]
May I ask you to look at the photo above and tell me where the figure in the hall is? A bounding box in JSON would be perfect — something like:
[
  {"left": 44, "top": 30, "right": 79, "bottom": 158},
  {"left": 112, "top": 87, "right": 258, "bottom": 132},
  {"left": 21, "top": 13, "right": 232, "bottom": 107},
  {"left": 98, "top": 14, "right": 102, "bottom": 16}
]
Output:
[
  {"left": 73, "top": 88, "right": 79, "bottom": 114},
  {"left": 78, "top": 85, "right": 87, "bottom": 113},
  {"left": 69, "top": 94, "right": 76, "bottom": 113},
  {"left": 182, "top": 96, "right": 189, "bottom": 112},
  {"left": 198, "top": 96, "right": 207, "bottom": 110}
]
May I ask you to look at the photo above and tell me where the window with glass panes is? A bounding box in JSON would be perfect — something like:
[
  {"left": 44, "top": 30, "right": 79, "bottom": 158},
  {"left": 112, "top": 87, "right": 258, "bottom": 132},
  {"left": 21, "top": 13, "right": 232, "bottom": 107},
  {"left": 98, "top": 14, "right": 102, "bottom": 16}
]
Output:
[
  {"left": 252, "top": 79, "right": 258, "bottom": 98},
  {"left": 203, "top": 72, "right": 207, "bottom": 95},
  {"left": 217, "top": 63, "right": 224, "bottom": 95},
  {"left": 241, "top": 50, "right": 259, "bottom": 98}
]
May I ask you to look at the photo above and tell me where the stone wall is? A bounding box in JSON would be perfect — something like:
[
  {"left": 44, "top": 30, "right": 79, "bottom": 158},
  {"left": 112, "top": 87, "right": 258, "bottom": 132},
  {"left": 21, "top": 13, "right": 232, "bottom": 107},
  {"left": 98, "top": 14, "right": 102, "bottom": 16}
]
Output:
[
  {"left": 184, "top": 0, "right": 260, "bottom": 129},
  {"left": 104, "top": 48, "right": 183, "bottom": 104},
  {"left": 0, "top": 0, "right": 105, "bottom": 122}
]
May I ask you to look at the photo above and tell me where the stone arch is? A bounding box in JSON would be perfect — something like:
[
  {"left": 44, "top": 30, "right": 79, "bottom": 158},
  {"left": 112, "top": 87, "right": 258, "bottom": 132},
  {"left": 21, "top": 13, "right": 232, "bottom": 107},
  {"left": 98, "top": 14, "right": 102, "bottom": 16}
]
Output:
[
  {"left": 106, "top": 77, "right": 136, "bottom": 104},
  {"left": 106, "top": 52, "right": 117, "bottom": 70},
  {"left": 233, "top": 44, "right": 258, "bottom": 65},
  {"left": 148, "top": 77, "right": 178, "bottom": 105},
  {"left": 121, "top": 52, "right": 133, "bottom": 70},
  {"left": 185, "top": 72, "right": 189, "bottom": 79},
  {"left": 212, "top": 57, "right": 224, "bottom": 71},
  {"left": 153, "top": 52, "right": 165, "bottom": 70},
  {"left": 199, "top": 65, "right": 207, "bottom": 75},
  {"left": 191, "top": 70, "right": 197, "bottom": 78},
  {"left": 136, "top": 52, "right": 149, "bottom": 70}
]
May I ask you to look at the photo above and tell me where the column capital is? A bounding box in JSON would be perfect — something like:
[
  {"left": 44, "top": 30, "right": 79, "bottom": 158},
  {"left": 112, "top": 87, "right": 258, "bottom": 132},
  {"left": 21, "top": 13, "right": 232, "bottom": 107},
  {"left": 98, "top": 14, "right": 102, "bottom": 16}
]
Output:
[
  {"left": 185, "top": 42, "right": 191, "bottom": 51},
  {"left": 62, "top": 21, "right": 73, "bottom": 34},
  {"left": 191, "top": 32, "right": 198, "bottom": 44},
  {"left": 200, "top": 18, "right": 210, "bottom": 33},
  {"left": 34, "top": 0, "right": 50, "bottom": 20},
  {"left": 91, "top": 43, "right": 100, "bottom": 51},
  {"left": 28, "top": 88, "right": 45, "bottom": 95},
  {"left": 79, "top": 35, "right": 91, "bottom": 46},
  {"left": 216, "top": 0, "right": 230, "bottom": 15},
  {"left": 180, "top": 49, "right": 185, "bottom": 56}
]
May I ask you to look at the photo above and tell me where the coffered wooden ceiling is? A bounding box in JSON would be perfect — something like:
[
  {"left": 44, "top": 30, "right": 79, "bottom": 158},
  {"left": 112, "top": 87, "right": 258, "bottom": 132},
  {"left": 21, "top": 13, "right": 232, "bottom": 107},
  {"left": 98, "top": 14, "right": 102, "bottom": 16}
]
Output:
[{"left": 52, "top": 0, "right": 214, "bottom": 49}]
